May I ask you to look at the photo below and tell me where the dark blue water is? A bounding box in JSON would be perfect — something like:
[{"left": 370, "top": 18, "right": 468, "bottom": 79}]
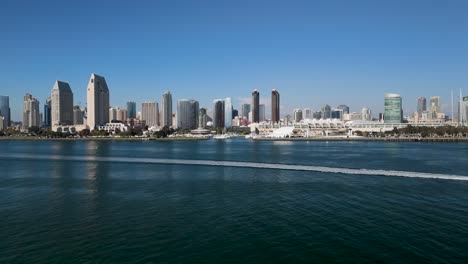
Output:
[{"left": 1, "top": 139, "right": 468, "bottom": 263}]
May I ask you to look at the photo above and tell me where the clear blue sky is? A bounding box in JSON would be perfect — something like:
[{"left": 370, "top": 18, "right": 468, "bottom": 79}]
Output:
[{"left": 1, "top": 0, "right": 468, "bottom": 121}]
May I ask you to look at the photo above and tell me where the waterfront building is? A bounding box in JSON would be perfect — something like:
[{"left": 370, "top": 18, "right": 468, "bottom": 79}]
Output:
[
  {"left": 312, "top": 111, "right": 322, "bottom": 119},
  {"left": 293, "top": 109, "right": 303, "bottom": 123},
  {"left": 252, "top": 89, "right": 260, "bottom": 123},
  {"left": 23, "top": 93, "right": 41, "bottom": 128},
  {"left": 199, "top": 108, "right": 207, "bottom": 128},
  {"left": 303, "top": 108, "right": 312, "bottom": 119},
  {"left": 161, "top": 91, "right": 173, "bottom": 127},
  {"left": 141, "top": 102, "right": 159, "bottom": 127},
  {"left": 127, "top": 101, "right": 136, "bottom": 119},
  {"left": 417, "top": 97, "right": 427, "bottom": 116},
  {"left": 73, "top": 105, "right": 84, "bottom": 125},
  {"left": 271, "top": 89, "right": 280, "bottom": 123},
  {"left": 224, "top": 97, "right": 233, "bottom": 128},
  {"left": 331, "top": 109, "right": 343, "bottom": 120},
  {"left": 43, "top": 97, "right": 51, "bottom": 128},
  {"left": 51, "top": 81, "right": 74, "bottom": 126},
  {"left": 213, "top": 99, "right": 225, "bottom": 128},
  {"left": 177, "top": 99, "right": 199, "bottom": 130},
  {"left": 87, "top": 73, "right": 110, "bottom": 130},
  {"left": 361, "top": 107, "right": 372, "bottom": 121},
  {"left": 321, "top": 105, "right": 331, "bottom": 119},
  {"left": 259, "top": 104, "right": 265, "bottom": 122},
  {"left": 430, "top": 96, "right": 440, "bottom": 119},
  {"left": 241, "top": 104, "right": 251, "bottom": 120},
  {"left": 343, "top": 112, "right": 362, "bottom": 121},
  {"left": 337, "top": 105, "right": 350, "bottom": 115},
  {"left": 0, "top": 95, "right": 10, "bottom": 129},
  {"left": 384, "top": 93, "right": 402, "bottom": 123}
]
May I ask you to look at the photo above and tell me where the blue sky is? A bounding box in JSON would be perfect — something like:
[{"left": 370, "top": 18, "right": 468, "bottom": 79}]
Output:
[{"left": 1, "top": 0, "right": 467, "bottom": 121}]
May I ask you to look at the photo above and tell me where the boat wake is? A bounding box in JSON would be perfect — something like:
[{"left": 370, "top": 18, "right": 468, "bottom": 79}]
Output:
[{"left": 3, "top": 153, "right": 468, "bottom": 181}]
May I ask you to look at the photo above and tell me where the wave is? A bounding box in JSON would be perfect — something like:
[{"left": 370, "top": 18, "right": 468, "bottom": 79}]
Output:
[{"left": 2, "top": 153, "right": 468, "bottom": 181}]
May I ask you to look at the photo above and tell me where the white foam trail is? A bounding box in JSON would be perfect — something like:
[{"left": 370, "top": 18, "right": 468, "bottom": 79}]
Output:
[{"left": 3, "top": 153, "right": 468, "bottom": 181}]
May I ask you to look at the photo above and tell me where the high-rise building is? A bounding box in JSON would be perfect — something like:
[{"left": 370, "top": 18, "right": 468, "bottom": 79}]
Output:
[
  {"left": 73, "top": 105, "right": 84, "bottom": 125},
  {"left": 51, "top": 80, "right": 74, "bottom": 126},
  {"left": 337, "top": 105, "right": 350, "bottom": 115},
  {"left": 303, "top": 108, "right": 312, "bottom": 119},
  {"left": 109, "top": 107, "right": 128, "bottom": 123},
  {"left": 252, "top": 89, "right": 260, "bottom": 123},
  {"left": 417, "top": 97, "right": 427, "bottom": 116},
  {"left": 177, "top": 99, "right": 199, "bottom": 130},
  {"left": 213, "top": 99, "right": 225, "bottom": 128},
  {"left": 259, "top": 104, "right": 265, "bottom": 122},
  {"left": 161, "top": 91, "right": 173, "bottom": 127},
  {"left": 271, "top": 89, "right": 280, "bottom": 123},
  {"left": 384, "top": 93, "right": 402, "bottom": 123},
  {"left": 23, "top": 93, "right": 41, "bottom": 128},
  {"left": 87, "top": 73, "right": 110, "bottom": 130},
  {"left": 293, "top": 109, "right": 303, "bottom": 122},
  {"left": 0, "top": 95, "right": 10, "bottom": 129},
  {"left": 127, "top": 101, "right": 136, "bottom": 119},
  {"left": 430, "top": 96, "right": 440, "bottom": 119},
  {"left": 224, "top": 97, "right": 232, "bottom": 128},
  {"left": 331, "top": 109, "right": 343, "bottom": 120},
  {"left": 361, "top": 107, "right": 371, "bottom": 121},
  {"left": 312, "top": 111, "right": 322, "bottom": 119},
  {"left": 232, "top": 109, "right": 238, "bottom": 119},
  {"left": 199, "top": 108, "right": 207, "bottom": 128},
  {"left": 241, "top": 104, "right": 251, "bottom": 120},
  {"left": 461, "top": 96, "right": 468, "bottom": 124},
  {"left": 141, "top": 102, "right": 159, "bottom": 127},
  {"left": 43, "top": 97, "right": 51, "bottom": 128},
  {"left": 321, "top": 105, "right": 331, "bottom": 119}
]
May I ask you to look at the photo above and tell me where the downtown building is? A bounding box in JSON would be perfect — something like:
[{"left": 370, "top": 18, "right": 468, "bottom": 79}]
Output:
[
  {"left": 43, "top": 97, "right": 51, "bottom": 128},
  {"left": 141, "top": 102, "right": 159, "bottom": 127},
  {"left": 212, "top": 98, "right": 233, "bottom": 128},
  {"left": 109, "top": 107, "right": 128, "bottom": 123},
  {"left": 161, "top": 91, "right": 173, "bottom": 127},
  {"left": 271, "top": 89, "right": 280, "bottom": 123},
  {"left": 51, "top": 81, "right": 74, "bottom": 127},
  {"left": 23, "top": 93, "right": 41, "bottom": 128},
  {"left": 417, "top": 97, "right": 427, "bottom": 116},
  {"left": 177, "top": 99, "right": 199, "bottom": 130},
  {"left": 384, "top": 93, "right": 402, "bottom": 123},
  {"left": 127, "top": 101, "right": 136, "bottom": 119},
  {"left": 0, "top": 95, "right": 10, "bottom": 130},
  {"left": 241, "top": 104, "right": 251, "bottom": 121},
  {"left": 87, "top": 74, "right": 110, "bottom": 130},
  {"left": 73, "top": 105, "right": 84, "bottom": 125},
  {"left": 251, "top": 89, "right": 260, "bottom": 123},
  {"left": 429, "top": 96, "right": 440, "bottom": 119}
]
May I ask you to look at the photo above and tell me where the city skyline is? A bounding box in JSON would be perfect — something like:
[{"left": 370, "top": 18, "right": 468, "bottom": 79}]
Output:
[{"left": 1, "top": 0, "right": 467, "bottom": 121}]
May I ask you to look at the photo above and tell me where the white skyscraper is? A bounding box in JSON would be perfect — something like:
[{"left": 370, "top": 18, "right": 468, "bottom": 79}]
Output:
[
  {"left": 51, "top": 81, "right": 74, "bottom": 127},
  {"left": 87, "top": 73, "right": 110, "bottom": 130},
  {"left": 161, "top": 91, "right": 173, "bottom": 127},
  {"left": 23, "top": 93, "right": 41, "bottom": 128},
  {"left": 224, "top": 97, "right": 232, "bottom": 128},
  {"left": 142, "top": 102, "right": 159, "bottom": 127}
]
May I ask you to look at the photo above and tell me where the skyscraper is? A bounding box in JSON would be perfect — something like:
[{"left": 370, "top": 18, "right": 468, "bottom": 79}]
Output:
[
  {"left": 303, "top": 108, "right": 312, "bottom": 119},
  {"left": 213, "top": 99, "right": 225, "bottom": 128},
  {"left": 384, "top": 93, "right": 402, "bottom": 123},
  {"left": 430, "top": 96, "right": 440, "bottom": 119},
  {"left": 177, "top": 99, "right": 199, "bottom": 130},
  {"left": 417, "top": 97, "right": 427, "bottom": 116},
  {"left": 87, "top": 73, "right": 110, "bottom": 130},
  {"left": 161, "top": 91, "right": 173, "bottom": 127},
  {"left": 361, "top": 107, "right": 371, "bottom": 121},
  {"left": 462, "top": 96, "right": 468, "bottom": 124},
  {"left": 259, "top": 104, "right": 265, "bottom": 122},
  {"left": 199, "top": 108, "right": 207, "bottom": 128},
  {"left": 0, "top": 95, "right": 10, "bottom": 129},
  {"left": 127, "top": 101, "right": 136, "bottom": 119},
  {"left": 337, "top": 105, "right": 350, "bottom": 115},
  {"left": 23, "top": 93, "right": 41, "bottom": 128},
  {"left": 43, "top": 97, "right": 51, "bottom": 128},
  {"left": 321, "top": 105, "right": 331, "bottom": 119},
  {"left": 51, "top": 81, "right": 74, "bottom": 126},
  {"left": 293, "top": 109, "right": 303, "bottom": 122},
  {"left": 241, "top": 104, "right": 251, "bottom": 120},
  {"left": 224, "top": 97, "right": 233, "bottom": 128},
  {"left": 271, "top": 89, "right": 280, "bottom": 123},
  {"left": 252, "top": 89, "right": 260, "bottom": 123},
  {"left": 73, "top": 105, "right": 84, "bottom": 125},
  {"left": 141, "top": 102, "right": 159, "bottom": 127}
]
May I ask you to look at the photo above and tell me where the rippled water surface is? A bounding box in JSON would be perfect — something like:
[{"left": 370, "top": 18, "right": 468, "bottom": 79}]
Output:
[{"left": 1, "top": 139, "right": 468, "bottom": 263}]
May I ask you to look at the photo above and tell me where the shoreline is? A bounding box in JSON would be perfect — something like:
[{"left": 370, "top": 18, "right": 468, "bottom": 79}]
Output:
[
  {"left": 252, "top": 137, "right": 468, "bottom": 142},
  {"left": 0, "top": 136, "right": 209, "bottom": 142}
]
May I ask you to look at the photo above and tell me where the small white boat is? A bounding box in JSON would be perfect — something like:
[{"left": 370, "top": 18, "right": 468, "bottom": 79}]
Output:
[{"left": 213, "top": 135, "right": 231, "bottom": 139}]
